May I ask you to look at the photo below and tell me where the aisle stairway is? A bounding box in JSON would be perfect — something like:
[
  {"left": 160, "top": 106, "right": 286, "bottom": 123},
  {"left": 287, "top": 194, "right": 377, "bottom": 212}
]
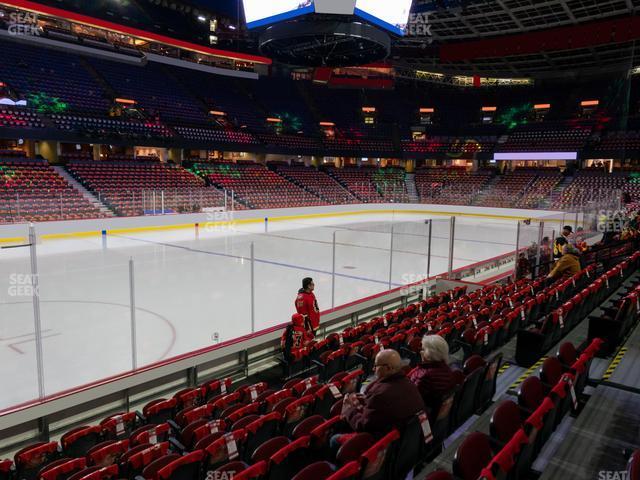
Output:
[
  {"left": 53, "top": 166, "right": 115, "bottom": 217},
  {"left": 406, "top": 173, "right": 419, "bottom": 203},
  {"left": 549, "top": 174, "right": 575, "bottom": 207},
  {"left": 472, "top": 175, "right": 502, "bottom": 206}
]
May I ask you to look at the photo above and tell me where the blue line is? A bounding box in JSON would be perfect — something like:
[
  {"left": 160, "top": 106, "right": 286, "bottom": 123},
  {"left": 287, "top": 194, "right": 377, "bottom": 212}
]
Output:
[
  {"left": 231, "top": 229, "right": 481, "bottom": 263},
  {"left": 290, "top": 221, "right": 518, "bottom": 248},
  {"left": 111, "top": 234, "right": 406, "bottom": 288}
]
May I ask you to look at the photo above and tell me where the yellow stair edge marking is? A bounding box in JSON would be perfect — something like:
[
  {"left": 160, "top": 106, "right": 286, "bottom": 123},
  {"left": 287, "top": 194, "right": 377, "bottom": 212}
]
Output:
[{"left": 510, "top": 357, "right": 547, "bottom": 390}]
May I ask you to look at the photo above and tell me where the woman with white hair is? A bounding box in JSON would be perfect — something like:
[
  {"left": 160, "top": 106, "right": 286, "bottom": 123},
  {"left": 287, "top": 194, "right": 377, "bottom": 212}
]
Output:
[{"left": 408, "top": 334, "right": 456, "bottom": 419}]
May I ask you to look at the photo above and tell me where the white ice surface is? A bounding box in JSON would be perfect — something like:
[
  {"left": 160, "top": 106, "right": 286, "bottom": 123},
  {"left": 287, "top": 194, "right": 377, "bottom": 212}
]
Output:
[{"left": 0, "top": 213, "right": 518, "bottom": 409}]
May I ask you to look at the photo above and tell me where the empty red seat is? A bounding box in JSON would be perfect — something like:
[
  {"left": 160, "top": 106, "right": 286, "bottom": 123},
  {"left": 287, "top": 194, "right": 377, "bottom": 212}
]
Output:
[
  {"left": 157, "top": 451, "right": 204, "bottom": 480},
  {"left": 130, "top": 423, "right": 171, "bottom": 446},
  {"left": 141, "top": 454, "right": 181, "bottom": 480},
  {"left": 203, "top": 430, "right": 247, "bottom": 472},
  {"left": 453, "top": 432, "right": 494, "bottom": 480},
  {"left": 291, "top": 461, "right": 335, "bottom": 480},
  {"left": 60, "top": 426, "right": 102, "bottom": 458},
  {"left": 358, "top": 430, "right": 400, "bottom": 480},
  {"left": 231, "top": 461, "right": 267, "bottom": 480},
  {"left": 326, "top": 461, "right": 361, "bottom": 480},
  {"left": 100, "top": 412, "right": 137, "bottom": 440},
  {"left": 142, "top": 399, "right": 177, "bottom": 425},
  {"left": 121, "top": 442, "right": 170, "bottom": 478},
  {"left": 40, "top": 459, "right": 87, "bottom": 480},
  {"left": 86, "top": 440, "right": 129, "bottom": 467},
  {"left": 268, "top": 436, "right": 311, "bottom": 480},
  {"left": 14, "top": 442, "right": 59, "bottom": 480}
]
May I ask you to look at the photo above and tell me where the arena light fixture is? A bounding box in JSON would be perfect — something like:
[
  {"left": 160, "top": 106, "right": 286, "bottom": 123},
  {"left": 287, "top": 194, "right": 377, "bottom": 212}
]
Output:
[
  {"left": 362, "top": 106, "right": 376, "bottom": 113},
  {"left": 581, "top": 100, "right": 599, "bottom": 107},
  {"left": 115, "top": 98, "right": 136, "bottom": 105},
  {"left": 266, "top": 117, "right": 282, "bottom": 123},
  {"left": 419, "top": 108, "right": 434, "bottom": 113},
  {"left": 209, "top": 110, "right": 226, "bottom": 116},
  {"left": 494, "top": 152, "right": 578, "bottom": 161},
  {"left": 319, "top": 121, "right": 335, "bottom": 126},
  {"left": 481, "top": 106, "right": 497, "bottom": 112},
  {"left": 534, "top": 104, "right": 551, "bottom": 109}
]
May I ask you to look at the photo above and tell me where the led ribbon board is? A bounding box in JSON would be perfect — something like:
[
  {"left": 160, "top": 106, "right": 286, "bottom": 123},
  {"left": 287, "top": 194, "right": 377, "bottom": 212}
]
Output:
[{"left": 493, "top": 152, "right": 578, "bottom": 161}]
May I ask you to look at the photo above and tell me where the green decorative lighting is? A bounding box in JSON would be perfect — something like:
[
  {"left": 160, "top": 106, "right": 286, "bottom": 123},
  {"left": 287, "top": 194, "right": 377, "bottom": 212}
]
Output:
[
  {"left": 212, "top": 164, "right": 241, "bottom": 178},
  {"left": 0, "top": 166, "right": 16, "bottom": 184},
  {"left": 273, "top": 112, "right": 302, "bottom": 134},
  {"left": 27, "top": 92, "right": 68, "bottom": 113},
  {"left": 372, "top": 168, "right": 402, "bottom": 187},
  {"left": 497, "top": 103, "right": 532, "bottom": 130}
]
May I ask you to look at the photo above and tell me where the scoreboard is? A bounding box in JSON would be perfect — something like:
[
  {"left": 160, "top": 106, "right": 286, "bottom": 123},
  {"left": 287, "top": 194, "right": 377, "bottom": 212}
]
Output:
[{"left": 243, "top": 0, "right": 413, "bottom": 35}]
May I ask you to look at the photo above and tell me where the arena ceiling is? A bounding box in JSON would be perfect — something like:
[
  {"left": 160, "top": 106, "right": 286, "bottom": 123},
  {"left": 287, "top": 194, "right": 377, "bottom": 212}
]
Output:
[
  {"left": 394, "top": 0, "right": 640, "bottom": 77},
  {"left": 7, "top": 0, "right": 640, "bottom": 77}
]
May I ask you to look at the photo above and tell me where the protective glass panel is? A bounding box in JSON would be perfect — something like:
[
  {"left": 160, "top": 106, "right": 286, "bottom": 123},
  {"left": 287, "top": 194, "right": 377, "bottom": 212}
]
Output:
[
  {"left": 129, "top": 220, "right": 252, "bottom": 365},
  {"left": 37, "top": 233, "right": 131, "bottom": 396},
  {"left": 0, "top": 225, "right": 40, "bottom": 410},
  {"left": 253, "top": 218, "right": 333, "bottom": 332}
]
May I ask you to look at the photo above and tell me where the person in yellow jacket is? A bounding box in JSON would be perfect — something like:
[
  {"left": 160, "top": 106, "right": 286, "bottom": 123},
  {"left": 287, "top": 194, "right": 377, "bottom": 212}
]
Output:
[{"left": 548, "top": 237, "right": 581, "bottom": 280}]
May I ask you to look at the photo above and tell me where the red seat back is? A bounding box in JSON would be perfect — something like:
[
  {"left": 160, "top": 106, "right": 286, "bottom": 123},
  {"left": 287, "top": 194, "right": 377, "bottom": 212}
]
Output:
[
  {"left": 360, "top": 430, "right": 400, "bottom": 480},
  {"left": 157, "top": 451, "right": 205, "bottom": 480},
  {"left": 291, "top": 461, "right": 335, "bottom": 480},
  {"left": 453, "top": 432, "right": 493, "bottom": 480},
  {"left": 490, "top": 400, "right": 523, "bottom": 444},
  {"left": 336, "top": 433, "right": 376, "bottom": 465},
  {"left": 326, "top": 461, "right": 361, "bottom": 480},
  {"left": 540, "top": 357, "right": 563, "bottom": 386},
  {"left": 251, "top": 436, "right": 290, "bottom": 464},
  {"left": 518, "top": 377, "right": 545, "bottom": 412}
]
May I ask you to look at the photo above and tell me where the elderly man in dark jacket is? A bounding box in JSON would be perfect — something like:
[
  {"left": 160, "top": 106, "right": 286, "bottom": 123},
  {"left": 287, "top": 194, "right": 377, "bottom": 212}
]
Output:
[{"left": 341, "top": 349, "right": 425, "bottom": 437}]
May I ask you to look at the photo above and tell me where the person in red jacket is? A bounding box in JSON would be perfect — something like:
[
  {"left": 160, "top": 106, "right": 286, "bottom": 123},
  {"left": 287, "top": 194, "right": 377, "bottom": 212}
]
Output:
[
  {"left": 280, "top": 313, "right": 313, "bottom": 363},
  {"left": 295, "top": 277, "right": 320, "bottom": 334}
]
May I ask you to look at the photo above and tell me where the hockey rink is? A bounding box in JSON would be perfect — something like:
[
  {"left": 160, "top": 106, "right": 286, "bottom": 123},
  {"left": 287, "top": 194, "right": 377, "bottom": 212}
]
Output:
[{"left": 0, "top": 212, "right": 521, "bottom": 409}]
